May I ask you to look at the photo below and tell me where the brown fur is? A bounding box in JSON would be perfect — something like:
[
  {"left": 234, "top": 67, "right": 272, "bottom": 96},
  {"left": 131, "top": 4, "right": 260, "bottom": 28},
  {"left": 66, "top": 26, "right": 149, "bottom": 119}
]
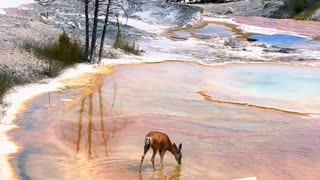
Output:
[
  {"left": 147, "top": 131, "right": 174, "bottom": 152},
  {"left": 139, "top": 131, "right": 182, "bottom": 171}
]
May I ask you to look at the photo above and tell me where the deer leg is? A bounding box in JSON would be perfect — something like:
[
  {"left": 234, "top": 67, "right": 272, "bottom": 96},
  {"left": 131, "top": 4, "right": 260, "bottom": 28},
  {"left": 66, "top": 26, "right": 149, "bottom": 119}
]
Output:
[
  {"left": 160, "top": 150, "right": 166, "bottom": 169},
  {"left": 158, "top": 149, "right": 163, "bottom": 168},
  {"left": 151, "top": 148, "right": 157, "bottom": 171},
  {"left": 140, "top": 140, "right": 151, "bottom": 172},
  {"left": 139, "top": 155, "right": 145, "bottom": 172}
]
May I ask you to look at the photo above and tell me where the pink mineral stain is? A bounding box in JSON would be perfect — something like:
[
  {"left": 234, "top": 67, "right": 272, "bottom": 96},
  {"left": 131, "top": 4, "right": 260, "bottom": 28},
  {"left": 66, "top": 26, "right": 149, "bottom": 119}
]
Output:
[{"left": 10, "top": 62, "right": 320, "bottom": 180}]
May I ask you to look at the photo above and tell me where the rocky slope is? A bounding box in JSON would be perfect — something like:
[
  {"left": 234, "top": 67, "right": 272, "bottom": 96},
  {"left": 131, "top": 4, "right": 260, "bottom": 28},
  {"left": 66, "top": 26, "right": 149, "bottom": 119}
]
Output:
[
  {"left": 0, "top": 5, "right": 60, "bottom": 83},
  {"left": 191, "top": 0, "right": 283, "bottom": 17},
  {"left": 271, "top": 0, "right": 320, "bottom": 21},
  {"left": 190, "top": 0, "right": 320, "bottom": 21}
]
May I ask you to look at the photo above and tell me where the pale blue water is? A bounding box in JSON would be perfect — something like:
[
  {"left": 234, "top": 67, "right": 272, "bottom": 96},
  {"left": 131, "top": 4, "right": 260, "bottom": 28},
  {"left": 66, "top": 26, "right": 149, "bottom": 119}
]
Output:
[
  {"left": 195, "top": 26, "right": 233, "bottom": 38},
  {"left": 241, "top": 66, "right": 319, "bottom": 99},
  {"left": 250, "top": 34, "right": 320, "bottom": 50},
  {"left": 208, "top": 65, "right": 320, "bottom": 113}
]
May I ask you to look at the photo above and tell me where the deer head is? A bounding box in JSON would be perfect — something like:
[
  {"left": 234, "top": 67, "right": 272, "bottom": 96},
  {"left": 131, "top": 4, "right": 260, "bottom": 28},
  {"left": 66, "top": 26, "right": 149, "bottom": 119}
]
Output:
[{"left": 173, "top": 143, "right": 182, "bottom": 165}]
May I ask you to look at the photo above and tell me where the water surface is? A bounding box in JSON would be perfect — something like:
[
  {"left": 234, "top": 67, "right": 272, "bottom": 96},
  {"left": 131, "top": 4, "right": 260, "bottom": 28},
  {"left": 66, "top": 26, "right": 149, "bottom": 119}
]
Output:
[
  {"left": 250, "top": 34, "right": 320, "bottom": 50},
  {"left": 11, "top": 62, "right": 320, "bottom": 180},
  {"left": 195, "top": 26, "right": 234, "bottom": 38},
  {"left": 167, "top": 22, "right": 247, "bottom": 40},
  {"left": 234, "top": 16, "right": 320, "bottom": 39}
]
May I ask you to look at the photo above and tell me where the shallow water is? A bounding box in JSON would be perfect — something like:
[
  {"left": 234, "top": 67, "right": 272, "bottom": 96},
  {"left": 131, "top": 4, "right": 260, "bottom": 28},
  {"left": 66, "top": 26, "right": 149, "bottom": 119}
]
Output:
[
  {"left": 234, "top": 16, "right": 320, "bottom": 39},
  {"left": 11, "top": 62, "right": 320, "bottom": 180},
  {"left": 170, "top": 21, "right": 320, "bottom": 51},
  {"left": 168, "top": 22, "right": 245, "bottom": 40},
  {"left": 202, "top": 64, "right": 320, "bottom": 114},
  {"left": 250, "top": 34, "right": 320, "bottom": 50},
  {"left": 195, "top": 26, "right": 234, "bottom": 38}
]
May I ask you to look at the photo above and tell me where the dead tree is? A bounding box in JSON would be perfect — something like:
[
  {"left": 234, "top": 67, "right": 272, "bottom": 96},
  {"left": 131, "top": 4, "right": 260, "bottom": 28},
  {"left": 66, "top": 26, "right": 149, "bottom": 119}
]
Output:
[
  {"left": 98, "top": 0, "right": 112, "bottom": 62},
  {"left": 89, "top": 0, "right": 101, "bottom": 63},
  {"left": 115, "top": 14, "right": 121, "bottom": 46},
  {"left": 85, "top": 0, "right": 90, "bottom": 62},
  {"left": 97, "top": 0, "right": 131, "bottom": 62},
  {"left": 81, "top": 0, "right": 90, "bottom": 62}
]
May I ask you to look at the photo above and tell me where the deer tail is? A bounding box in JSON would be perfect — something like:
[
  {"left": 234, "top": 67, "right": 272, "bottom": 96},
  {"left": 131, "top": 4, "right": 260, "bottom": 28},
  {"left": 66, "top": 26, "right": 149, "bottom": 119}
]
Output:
[{"left": 143, "top": 136, "right": 152, "bottom": 155}]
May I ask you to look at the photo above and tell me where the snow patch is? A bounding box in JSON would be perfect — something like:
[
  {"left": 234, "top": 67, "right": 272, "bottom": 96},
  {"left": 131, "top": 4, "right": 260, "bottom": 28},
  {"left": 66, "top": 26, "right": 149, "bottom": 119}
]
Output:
[
  {"left": 119, "top": 16, "right": 167, "bottom": 34},
  {"left": 0, "top": 9, "right": 5, "bottom": 15},
  {"left": 0, "top": 0, "right": 35, "bottom": 9}
]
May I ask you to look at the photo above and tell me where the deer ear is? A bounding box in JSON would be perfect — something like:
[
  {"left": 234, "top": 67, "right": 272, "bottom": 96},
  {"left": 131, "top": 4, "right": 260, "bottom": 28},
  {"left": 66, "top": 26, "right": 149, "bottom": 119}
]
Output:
[
  {"left": 173, "top": 143, "right": 177, "bottom": 149},
  {"left": 179, "top": 143, "right": 182, "bottom": 150}
]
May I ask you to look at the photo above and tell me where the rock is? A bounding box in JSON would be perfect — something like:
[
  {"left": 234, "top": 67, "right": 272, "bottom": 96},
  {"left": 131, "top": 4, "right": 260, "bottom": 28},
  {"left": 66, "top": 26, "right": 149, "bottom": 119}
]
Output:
[
  {"left": 171, "top": 36, "right": 188, "bottom": 41},
  {"left": 223, "top": 7, "right": 234, "bottom": 15},
  {"left": 256, "top": 43, "right": 268, "bottom": 48},
  {"left": 191, "top": 0, "right": 283, "bottom": 17},
  {"left": 40, "top": 12, "right": 49, "bottom": 18},
  {"left": 263, "top": 46, "right": 296, "bottom": 53},
  {"left": 247, "top": 37, "right": 257, "bottom": 42},
  {"left": 279, "top": 48, "right": 295, "bottom": 53},
  {"left": 311, "top": 8, "right": 320, "bottom": 21}
]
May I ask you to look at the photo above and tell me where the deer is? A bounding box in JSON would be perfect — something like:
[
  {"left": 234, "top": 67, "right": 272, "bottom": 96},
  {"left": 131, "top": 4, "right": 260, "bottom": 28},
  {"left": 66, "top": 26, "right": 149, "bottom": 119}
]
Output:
[{"left": 139, "top": 131, "right": 182, "bottom": 171}]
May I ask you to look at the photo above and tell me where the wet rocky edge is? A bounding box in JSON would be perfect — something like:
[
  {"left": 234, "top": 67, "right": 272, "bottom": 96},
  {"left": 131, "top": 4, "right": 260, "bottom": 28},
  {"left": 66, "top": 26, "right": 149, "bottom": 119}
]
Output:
[{"left": 164, "top": 26, "right": 320, "bottom": 66}]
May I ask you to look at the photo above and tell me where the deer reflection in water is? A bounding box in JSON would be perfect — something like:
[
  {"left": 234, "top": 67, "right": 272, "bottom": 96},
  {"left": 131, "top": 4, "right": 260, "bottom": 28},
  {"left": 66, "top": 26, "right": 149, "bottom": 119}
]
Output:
[{"left": 139, "top": 165, "right": 182, "bottom": 180}]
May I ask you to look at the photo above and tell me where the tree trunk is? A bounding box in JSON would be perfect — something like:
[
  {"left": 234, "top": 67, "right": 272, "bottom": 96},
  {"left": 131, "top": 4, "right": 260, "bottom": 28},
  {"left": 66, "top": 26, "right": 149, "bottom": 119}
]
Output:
[
  {"left": 89, "top": 0, "right": 100, "bottom": 63},
  {"left": 84, "top": 0, "right": 90, "bottom": 62},
  {"left": 115, "top": 15, "right": 121, "bottom": 46},
  {"left": 98, "top": 0, "right": 112, "bottom": 62}
]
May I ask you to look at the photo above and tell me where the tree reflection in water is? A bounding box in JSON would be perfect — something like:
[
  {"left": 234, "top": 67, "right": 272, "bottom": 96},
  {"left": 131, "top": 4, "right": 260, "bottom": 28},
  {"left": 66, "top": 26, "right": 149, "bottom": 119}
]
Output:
[{"left": 73, "top": 81, "right": 127, "bottom": 159}]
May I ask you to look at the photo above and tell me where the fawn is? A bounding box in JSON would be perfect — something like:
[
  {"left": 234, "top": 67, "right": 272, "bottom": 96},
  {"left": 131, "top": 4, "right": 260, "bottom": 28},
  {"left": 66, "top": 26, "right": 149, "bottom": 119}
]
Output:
[{"left": 139, "top": 131, "right": 182, "bottom": 171}]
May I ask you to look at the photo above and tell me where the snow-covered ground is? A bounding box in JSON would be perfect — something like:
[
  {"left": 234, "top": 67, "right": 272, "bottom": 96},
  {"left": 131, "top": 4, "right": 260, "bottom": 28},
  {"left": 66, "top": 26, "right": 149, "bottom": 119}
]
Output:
[
  {"left": 0, "top": 0, "right": 35, "bottom": 9},
  {"left": 0, "top": 0, "right": 35, "bottom": 14}
]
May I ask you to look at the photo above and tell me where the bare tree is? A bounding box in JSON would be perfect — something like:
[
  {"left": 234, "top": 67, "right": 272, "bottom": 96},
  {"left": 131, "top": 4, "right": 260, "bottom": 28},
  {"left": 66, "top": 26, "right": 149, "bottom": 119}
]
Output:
[
  {"left": 98, "top": 0, "right": 130, "bottom": 62},
  {"left": 84, "top": 0, "right": 90, "bottom": 61},
  {"left": 89, "top": 0, "right": 101, "bottom": 63},
  {"left": 98, "top": 0, "right": 112, "bottom": 62},
  {"left": 83, "top": 0, "right": 134, "bottom": 63},
  {"left": 115, "top": 13, "right": 121, "bottom": 46}
]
